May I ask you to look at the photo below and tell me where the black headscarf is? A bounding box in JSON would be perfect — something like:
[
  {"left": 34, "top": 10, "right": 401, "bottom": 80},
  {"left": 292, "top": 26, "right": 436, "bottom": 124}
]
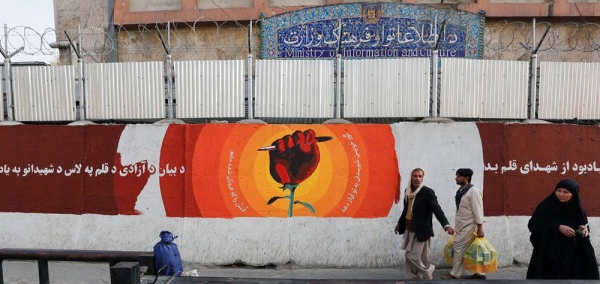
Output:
[{"left": 539, "top": 179, "right": 588, "bottom": 226}]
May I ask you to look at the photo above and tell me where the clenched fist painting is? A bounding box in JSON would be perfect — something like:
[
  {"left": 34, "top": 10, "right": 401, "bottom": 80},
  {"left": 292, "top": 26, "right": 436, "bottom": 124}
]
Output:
[{"left": 260, "top": 129, "right": 332, "bottom": 217}]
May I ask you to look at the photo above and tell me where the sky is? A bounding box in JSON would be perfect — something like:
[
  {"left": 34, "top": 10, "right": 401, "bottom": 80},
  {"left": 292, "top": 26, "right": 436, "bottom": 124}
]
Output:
[{"left": 0, "top": 0, "right": 57, "bottom": 63}]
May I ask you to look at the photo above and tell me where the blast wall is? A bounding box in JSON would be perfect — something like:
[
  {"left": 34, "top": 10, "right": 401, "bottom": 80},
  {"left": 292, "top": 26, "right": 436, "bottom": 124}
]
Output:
[{"left": 1, "top": 122, "right": 599, "bottom": 268}]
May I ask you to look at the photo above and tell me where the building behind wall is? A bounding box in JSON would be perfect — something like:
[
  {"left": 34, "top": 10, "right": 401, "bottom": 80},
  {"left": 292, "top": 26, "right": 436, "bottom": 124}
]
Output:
[{"left": 53, "top": 0, "right": 600, "bottom": 64}]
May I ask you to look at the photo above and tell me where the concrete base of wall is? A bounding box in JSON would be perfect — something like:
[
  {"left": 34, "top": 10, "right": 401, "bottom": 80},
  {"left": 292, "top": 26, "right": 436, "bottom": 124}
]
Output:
[
  {"left": 68, "top": 120, "right": 97, "bottom": 126},
  {"left": 237, "top": 119, "right": 267, "bottom": 124},
  {"left": 0, "top": 121, "right": 23, "bottom": 125},
  {"left": 154, "top": 119, "right": 185, "bottom": 125},
  {"left": 420, "top": 117, "right": 454, "bottom": 123}
]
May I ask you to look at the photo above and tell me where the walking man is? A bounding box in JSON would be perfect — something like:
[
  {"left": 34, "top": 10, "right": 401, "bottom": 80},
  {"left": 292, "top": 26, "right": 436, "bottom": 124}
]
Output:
[
  {"left": 395, "top": 168, "right": 455, "bottom": 280},
  {"left": 441, "top": 168, "right": 486, "bottom": 280}
]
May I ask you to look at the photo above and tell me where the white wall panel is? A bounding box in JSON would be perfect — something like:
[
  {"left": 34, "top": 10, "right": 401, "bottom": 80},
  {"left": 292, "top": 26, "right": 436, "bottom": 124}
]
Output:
[
  {"left": 255, "top": 60, "right": 335, "bottom": 118},
  {"left": 343, "top": 58, "right": 430, "bottom": 118},
  {"left": 12, "top": 66, "right": 76, "bottom": 121},
  {"left": 440, "top": 58, "right": 528, "bottom": 119},
  {"left": 538, "top": 61, "right": 600, "bottom": 120},
  {"left": 85, "top": 62, "right": 164, "bottom": 120},
  {"left": 175, "top": 60, "right": 245, "bottom": 118}
]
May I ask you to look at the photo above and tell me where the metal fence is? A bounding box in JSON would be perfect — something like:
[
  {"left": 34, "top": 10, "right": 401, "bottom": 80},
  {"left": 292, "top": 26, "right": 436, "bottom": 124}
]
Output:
[
  {"left": 175, "top": 60, "right": 246, "bottom": 119},
  {"left": 538, "top": 61, "right": 600, "bottom": 120},
  {"left": 12, "top": 65, "right": 76, "bottom": 121},
  {"left": 440, "top": 58, "right": 529, "bottom": 119},
  {"left": 343, "top": 58, "right": 431, "bottom": 118},
  {"left": 1, "top": 56, "right": 599, "bottom": 123},
  {"left": 255, "top": 59, "right": 335, "bottom": 119},
  {"left": 85, "top": 61, "right": 165, "bottom": 120}
]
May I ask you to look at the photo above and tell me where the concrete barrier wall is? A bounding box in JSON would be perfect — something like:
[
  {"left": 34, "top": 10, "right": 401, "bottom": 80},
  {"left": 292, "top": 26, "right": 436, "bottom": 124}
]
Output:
[{"left": 1, "top": 122, "right": 599, "bottom": 268}]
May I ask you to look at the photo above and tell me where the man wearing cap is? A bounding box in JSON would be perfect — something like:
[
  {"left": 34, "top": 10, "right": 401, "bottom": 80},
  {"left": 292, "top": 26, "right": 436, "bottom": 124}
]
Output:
[
  {"left": 442, "top": 168, "right": 486, "bottom": 280},
  {"left": 395, "top": 168, "right": 455, "bottom": 280}
]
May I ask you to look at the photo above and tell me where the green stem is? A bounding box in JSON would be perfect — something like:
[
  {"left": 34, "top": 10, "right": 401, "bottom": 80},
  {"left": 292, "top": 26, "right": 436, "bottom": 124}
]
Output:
[{"left": 286, "top": 184, "right": 298, "bottom": 217}]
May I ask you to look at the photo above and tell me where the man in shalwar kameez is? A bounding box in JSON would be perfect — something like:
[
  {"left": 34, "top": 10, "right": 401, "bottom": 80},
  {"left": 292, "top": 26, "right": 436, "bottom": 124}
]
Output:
[
  {"left": 395, "top": 168, "right": 455, "bottom": 280},
  {"left": 441, "top": 168, "right": 486, "bottom": 280}
]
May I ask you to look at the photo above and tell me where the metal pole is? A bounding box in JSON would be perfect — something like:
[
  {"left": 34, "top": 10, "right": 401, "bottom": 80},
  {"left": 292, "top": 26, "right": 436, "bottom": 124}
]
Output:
[
  {"left": 166, "top": 22, "right": 173, "bottom": 118},
  {"left": 5, "top": 58, "right": 14, "bottom": 121},
  {"left": 528, "top": 18, "right": 536, "bottom": 120},
  {"left": 107, "top": 0, "right": 118, "bottom": 62},
  {"left": 0, "top": 259, "right": 4, "bottom": 284},
  {"left": 78, "top": 25, "right": 86, "bottom": 120},
  {"left": 430, "top": 20, "right": 445, "bottom": 118},
  {"left": 247, "top": 54, "right": 253, "bottom": 119},
  {"left": 2, "top": 24, "right": 14, "bottom": 121},
  {"left": 156, "top": 28, "right": 173, "bottom": 119},
  {"left": 335, "top": 54, "right": 342, "bottom": 119},
  {"left": 529, "top": 53, "right": 538, "bottom": 119},
  {"left": 37, "top": 260, "right": 50, "bottom": 284},
  {"left": 532, "top": 18, "right": 536, "bottom": 52},
  {"left": 166, "top": 54, "right": 173, "bottom": 119},
  {"left": 167, "top": 22, "right": 171, "bottom": 49},
  {"left": 247, "top": 20, "right": 254, "bottom": 120},
  {"left": 431, "top": 50, "right": 439, "bottom": 117},
  {"left": 249, "top": 20, "right": 252, "bottom": 53}
]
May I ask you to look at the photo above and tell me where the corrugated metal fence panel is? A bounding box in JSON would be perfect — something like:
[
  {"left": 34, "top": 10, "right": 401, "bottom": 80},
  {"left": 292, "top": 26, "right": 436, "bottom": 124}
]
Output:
[
  {"left": 85, "top": 61, "right": 164, "bottom": 120},
  {"left": 12, "top": 66, "right": 76, "bottom": 121},
  {"left": 440, "top": 58, "right": 528, "bottom": 119},
  {"left": 538, "top": 61, "right": 600, "bottom": 120},
  {"left": 255, "top": 59, "right": 335, "bottom": 118},
  {"left": 175, "top": 60, "right": 245, "bottom": 118},
  {"left": 1, "top": 80, "right": 4, "bottom": 121},
  {"left": 343, "top": 58, "right": 430, "bottom": 118}
]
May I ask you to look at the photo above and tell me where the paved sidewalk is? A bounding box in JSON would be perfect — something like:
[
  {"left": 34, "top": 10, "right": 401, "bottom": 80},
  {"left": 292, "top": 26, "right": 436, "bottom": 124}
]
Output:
[
  {"left": 145, "top": 265, "right": 600, "bottom": 283},
  {"left": 171, "top": 265, "right": 528, "bottom": 280},
  {"left": 3, "top": 261, "right": 599, "bottom": 284}
]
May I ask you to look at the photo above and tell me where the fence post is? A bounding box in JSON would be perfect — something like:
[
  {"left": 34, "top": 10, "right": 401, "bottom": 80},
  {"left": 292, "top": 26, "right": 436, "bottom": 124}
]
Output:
[
  {"left": 1, "top": 24, "right": 26, "bottom": 121},
  {"left": 247, "top": 54, "right": 254, "bottom": 119},
  {"left": 529, "top": 54, "right": 538, "bottom": 119},
  {"left": 166, "top": 54, "right": 173, "bottom": 119},
  {"left": 65, "top": 28, "right": 85, "bottom": 121},
  {"left": 431, "top": 50, "right": 439, "bottom": 117},
  {"left": 2, "top": 58, "right": 14, "bottom": 121},
  {"left": 335, "top": 54, "right": 342, "bottom": 119},
  {"left": 429, "top": 19, "right": 446, "bottom": 118},
  {"left": 157, "top": 25, "right": 174, "bottom": 119},
  {"left": 528, "top": 20, "right": 550, "bottom": 120}
]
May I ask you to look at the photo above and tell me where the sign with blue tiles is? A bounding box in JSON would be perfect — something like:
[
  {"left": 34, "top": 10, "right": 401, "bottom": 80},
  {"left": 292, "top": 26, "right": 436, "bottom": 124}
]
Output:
[{"left": 260, "top": 3, "right": 485, "bottom": 59}]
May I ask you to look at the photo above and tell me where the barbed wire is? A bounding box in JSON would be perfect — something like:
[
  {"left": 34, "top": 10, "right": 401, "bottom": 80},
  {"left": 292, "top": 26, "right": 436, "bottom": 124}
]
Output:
[{"left": 1, "top": 19, "right": 599, "bottom": 63}]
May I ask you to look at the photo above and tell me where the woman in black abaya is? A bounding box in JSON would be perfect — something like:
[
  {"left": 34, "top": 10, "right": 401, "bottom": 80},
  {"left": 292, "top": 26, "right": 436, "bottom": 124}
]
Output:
[{"left": 527, "top": 179, "right": 599, "bottom": 279}]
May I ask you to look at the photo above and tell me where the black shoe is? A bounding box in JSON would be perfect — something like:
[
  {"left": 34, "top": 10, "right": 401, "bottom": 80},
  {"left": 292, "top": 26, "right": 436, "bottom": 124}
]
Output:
[{"left": 465, "top": 274, "right": 487, "bottom": 279}]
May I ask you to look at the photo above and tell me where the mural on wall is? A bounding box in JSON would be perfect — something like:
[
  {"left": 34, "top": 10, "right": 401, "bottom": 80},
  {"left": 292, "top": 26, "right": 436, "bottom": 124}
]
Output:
[
  {"left": 0, "top": 124, "right": 399, "bottom": 218},
  {"left": 1, "top": 123, "right": 600, "bottom": 218},
  {"left": 260, "top": 3, "right": 485, "bottom": 59}
]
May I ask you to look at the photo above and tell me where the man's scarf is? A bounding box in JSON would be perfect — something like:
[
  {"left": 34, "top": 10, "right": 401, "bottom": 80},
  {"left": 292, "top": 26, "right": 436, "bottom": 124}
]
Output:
[
  {"left": 405, "top": 184, "right": 423, "bottom": 220},
  {"left": 454, "top": 183, "right": 473, "bottom": 210}
]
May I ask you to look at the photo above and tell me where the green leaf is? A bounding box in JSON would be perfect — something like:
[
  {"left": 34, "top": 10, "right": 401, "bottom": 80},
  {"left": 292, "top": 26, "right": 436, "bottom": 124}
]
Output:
[
  {"left": 294, "top": 200, "right": 315, "bottom": 214},
  {"left": 267, "top": 195, "right": 290, "bottom": 205}
]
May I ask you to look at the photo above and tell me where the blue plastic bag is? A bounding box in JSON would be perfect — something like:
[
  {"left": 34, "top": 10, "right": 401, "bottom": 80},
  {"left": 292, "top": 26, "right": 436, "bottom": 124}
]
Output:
[{"left": 153, "top": 231, "right": 183, "bottom": 276}]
